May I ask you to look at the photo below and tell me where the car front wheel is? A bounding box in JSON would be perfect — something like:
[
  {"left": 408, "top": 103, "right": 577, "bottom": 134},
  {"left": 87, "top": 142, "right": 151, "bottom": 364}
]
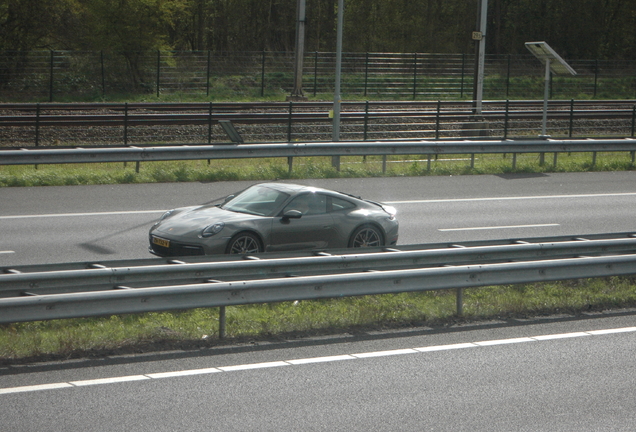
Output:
[
  {"left": 349, "top": 225, "right": 383, "bottom": 248},
  {"left": 226, "top": 232, "right": 263, "bottom": 254}
]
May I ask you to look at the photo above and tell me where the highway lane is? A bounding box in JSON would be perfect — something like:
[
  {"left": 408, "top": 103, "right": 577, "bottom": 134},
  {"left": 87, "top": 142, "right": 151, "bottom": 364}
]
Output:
[
  {"left": 2, "top": 313, "right": 636, "bottom": 431},
  {"left": 1, "top": 171, "right": 636, "bottom": 266}
]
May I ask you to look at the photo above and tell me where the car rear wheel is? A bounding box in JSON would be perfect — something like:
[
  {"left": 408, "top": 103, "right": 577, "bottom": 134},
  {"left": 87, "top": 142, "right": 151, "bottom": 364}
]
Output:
[
  {"left": 226, "top": 232, "right": 263, "bottom": 254},
  {"left": 349, "top": 225, "right": 383, "bottom": 248}
]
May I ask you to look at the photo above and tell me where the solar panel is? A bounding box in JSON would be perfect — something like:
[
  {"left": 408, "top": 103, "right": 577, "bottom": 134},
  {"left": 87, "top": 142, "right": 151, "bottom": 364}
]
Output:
[{"left": 525, "top": 42, "right": 577, "bottom": 75}]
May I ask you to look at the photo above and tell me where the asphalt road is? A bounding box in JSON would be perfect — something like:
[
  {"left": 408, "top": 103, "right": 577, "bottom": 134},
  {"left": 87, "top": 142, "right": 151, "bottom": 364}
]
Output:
[
  {"left": 2, "top": 172, "right": 636, "bottom": 430},
  {"left": 2, "top": 313, "right": 636, "bottom": 431},
  {"left": 1, "top": 171, "right": 636, "bottom": 266}
]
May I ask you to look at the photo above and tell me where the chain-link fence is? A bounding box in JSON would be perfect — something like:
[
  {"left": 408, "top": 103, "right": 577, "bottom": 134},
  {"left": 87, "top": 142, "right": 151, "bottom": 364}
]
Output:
[{"left": 1, "top": 51, "right": 635, "bottom": 102}]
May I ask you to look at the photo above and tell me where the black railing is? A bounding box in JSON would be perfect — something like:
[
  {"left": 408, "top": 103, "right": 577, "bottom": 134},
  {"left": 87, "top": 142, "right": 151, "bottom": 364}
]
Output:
[{"left": 1, "top": 51, "right": 636, "bottom": 102}]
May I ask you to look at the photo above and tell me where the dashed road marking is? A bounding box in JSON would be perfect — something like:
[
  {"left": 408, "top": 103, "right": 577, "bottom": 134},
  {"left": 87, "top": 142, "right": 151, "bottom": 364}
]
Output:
[{"left": 2, "top": 326, "right": 636, "bottom": 396}]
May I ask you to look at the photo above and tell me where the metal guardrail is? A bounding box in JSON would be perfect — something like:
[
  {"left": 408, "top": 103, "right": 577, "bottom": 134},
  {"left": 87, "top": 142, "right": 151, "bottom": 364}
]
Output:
[
  {"left": 2, "top": 233, "right": 636, "bottom": 325},
  {"left": 2, "top": 138, "right": 636, "bottom": 171}
]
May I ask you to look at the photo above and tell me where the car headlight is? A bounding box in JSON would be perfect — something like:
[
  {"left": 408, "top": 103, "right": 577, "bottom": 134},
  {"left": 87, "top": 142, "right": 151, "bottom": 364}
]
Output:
[
  {"left": 159, "top": 209, "right": 177, "bottom": 221},
  {"left": 201, "top": 222, "right": 225, "bottom": 238}
]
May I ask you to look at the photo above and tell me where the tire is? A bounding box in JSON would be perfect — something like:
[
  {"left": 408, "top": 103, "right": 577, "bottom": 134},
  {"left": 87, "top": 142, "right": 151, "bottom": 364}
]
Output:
[
  {"left": 348, "top": 225, "right": 383, "bottom": 248},
  {"left": 226, "top": 232, "right": 263, "bottom": 254}
]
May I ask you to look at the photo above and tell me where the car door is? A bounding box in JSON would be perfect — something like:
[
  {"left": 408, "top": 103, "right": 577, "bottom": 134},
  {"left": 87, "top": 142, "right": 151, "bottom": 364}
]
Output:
[{"left": 269, "top": 192, "right": 337, "bottom": 251}]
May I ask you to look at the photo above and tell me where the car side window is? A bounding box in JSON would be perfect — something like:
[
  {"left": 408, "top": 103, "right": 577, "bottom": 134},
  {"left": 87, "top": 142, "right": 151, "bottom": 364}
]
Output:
[
  {"left": 329, "top": 196, "right": 356, "bottom": 212},
  {"left": 283, "top": 193, "right": 327, "bottom": 215}
]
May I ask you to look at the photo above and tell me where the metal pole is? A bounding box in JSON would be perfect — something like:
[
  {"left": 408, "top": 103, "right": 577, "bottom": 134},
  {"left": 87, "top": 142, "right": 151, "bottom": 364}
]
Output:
[
  {"left": 289, "top": 0, "right": 307, "bottom": 99},
  {"left": 331, "top": 0, "right": 344, "bottom": 170},
  {"left": 474, "top": 0, "right": 488, "bottom": 115},
  {"left": 541, "top": 59, "right": 550, "bottom": 138}
]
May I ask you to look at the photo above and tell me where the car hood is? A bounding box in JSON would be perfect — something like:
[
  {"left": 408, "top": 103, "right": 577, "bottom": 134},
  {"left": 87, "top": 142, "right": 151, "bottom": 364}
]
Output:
[{"left": 153, "top": 205, "right": 261, "bottom": 236}]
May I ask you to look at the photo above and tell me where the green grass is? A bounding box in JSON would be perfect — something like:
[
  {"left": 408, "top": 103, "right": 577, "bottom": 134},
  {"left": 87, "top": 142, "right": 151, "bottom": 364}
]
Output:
[
  {"left": 1, "top": 151, "right": 635, "bottom": 188},
  {"left": 2, "top": 277, "right": 636, "bottom": 362}
]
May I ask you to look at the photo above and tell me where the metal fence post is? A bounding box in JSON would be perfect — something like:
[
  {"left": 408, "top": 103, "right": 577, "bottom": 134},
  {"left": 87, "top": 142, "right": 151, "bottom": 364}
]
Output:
[
  {"left": 435, "top": 100, "right": 441, "bottom": 139},
  {"left": 460, "top": 53, "right": 466, "bottom": 98},
  {"left": 363, "top": 100, "right": 369, "bottom": 141},
  {"left": 156, "top": 50, "right": 161, "bottom": 97},
  {"left": 206, "top": 50, "right": 211, "bottom": 96},
  {"left": 364, "top": 52, "right": 369, "bottom": 97},
  {"left": 506, "top": 54, "right": 511, "bottom": 98},
  {"left": 124, "top": 103, "right": 129, "bottom": 146},
  {"left": 49, "top": 50, "right": 54, "bottom": 102},
  {"left": 100, "top": 51, "right": 106, "bottom": 98},
  {"left": 261, "top": 50, "right": 266, "bottom": 97},
  {"left": 35, "top": 103, "right": 41, "bottom": 147},
  {"left": 313, "top": 51, "right": 318, "bottom": 96},
  {"left": 569, "top": 99, "right": 575, "bottom": 137},
  {"left": 208, "top": 102, "right": 213, "bottom": 145},
  {"left": 503, "top": 99, "right": 509, "bottom": 139},
  {"left": 287, "top": 101, "right": 293, "bottom": 171},
  {"left": 412, "top": 52, "right": 418, "bottom": 100}
]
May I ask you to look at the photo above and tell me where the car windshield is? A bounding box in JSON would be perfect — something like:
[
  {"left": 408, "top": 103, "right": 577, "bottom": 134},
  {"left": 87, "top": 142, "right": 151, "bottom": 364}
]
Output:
[{"left": 221, "top": 185, "right": 290, "bottom": 216}]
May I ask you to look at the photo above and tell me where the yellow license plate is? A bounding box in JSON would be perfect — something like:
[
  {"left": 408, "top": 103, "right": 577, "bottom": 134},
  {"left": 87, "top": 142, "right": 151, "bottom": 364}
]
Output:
[{"left": 152, "top": 236, "right": 170, "bottom": 248}]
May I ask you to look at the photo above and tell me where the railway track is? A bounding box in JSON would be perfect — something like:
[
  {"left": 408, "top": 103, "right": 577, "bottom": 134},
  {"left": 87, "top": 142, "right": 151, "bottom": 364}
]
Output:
[{"left": 1, "top": 100, "right": 635, "bottom": 146}]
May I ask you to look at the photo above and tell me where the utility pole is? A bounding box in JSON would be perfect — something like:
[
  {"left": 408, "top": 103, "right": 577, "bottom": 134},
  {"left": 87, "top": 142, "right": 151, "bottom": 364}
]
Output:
[
  {"left": 331, "top": 0, "right": 344, "bottom": 170},
  {"left": 289, "top": 0, "right": 308, "bottom": 101},
  {"left": 472, "top": 0, "right": 488, "bottom": 116}
]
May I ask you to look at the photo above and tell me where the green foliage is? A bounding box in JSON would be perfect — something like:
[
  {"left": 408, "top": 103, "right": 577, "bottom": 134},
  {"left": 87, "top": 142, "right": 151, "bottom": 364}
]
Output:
[{"left": 2, "top": 0, "right": 636, "bottom": 59}]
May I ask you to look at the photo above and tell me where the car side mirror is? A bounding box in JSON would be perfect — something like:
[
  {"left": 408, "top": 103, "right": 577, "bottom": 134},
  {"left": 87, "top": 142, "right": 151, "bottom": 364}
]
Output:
[
  {"left": 223, "top": 194, "right": 235, "bottom": 203},
  {"left": 282, "top": 209, "right": 303, "bottom": 221}
]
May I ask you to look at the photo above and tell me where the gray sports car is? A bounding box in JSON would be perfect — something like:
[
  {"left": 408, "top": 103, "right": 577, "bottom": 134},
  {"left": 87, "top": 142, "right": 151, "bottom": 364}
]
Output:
[{"left": 149, "top": 182, "right": 398, "bottom": 256}]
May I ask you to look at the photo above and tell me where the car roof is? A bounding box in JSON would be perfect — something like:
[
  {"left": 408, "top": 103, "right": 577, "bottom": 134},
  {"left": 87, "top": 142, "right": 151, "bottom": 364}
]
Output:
[{"left": 257, "top": 182, "right": 329, "bottom": 195}]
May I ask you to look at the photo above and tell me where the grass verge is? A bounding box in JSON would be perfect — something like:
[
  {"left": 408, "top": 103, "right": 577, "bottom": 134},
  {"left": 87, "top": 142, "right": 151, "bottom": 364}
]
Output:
[
  {"left": 1, "top": 151, "right": 635, "bottom": 187},
  {"left": 2, "top": 277, "right": 636, "bottom": 363}
]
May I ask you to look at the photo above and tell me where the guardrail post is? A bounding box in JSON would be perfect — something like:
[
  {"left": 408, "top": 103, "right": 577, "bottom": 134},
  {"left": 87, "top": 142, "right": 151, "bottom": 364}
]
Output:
[
  {"left": 219, "top": 306, "right": 226, "bottom": 339},
  {"left": 631, "top": 105, "right": 635, "bottom": 138},
  {"left": 456, "top": 288, "right": 464, "bottom": 316}
]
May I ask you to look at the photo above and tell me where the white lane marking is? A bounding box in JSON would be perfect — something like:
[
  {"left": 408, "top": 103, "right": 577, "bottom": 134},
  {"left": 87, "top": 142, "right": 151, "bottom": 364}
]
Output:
[
  {"left": 287, "top": 355, "right": 355, "bottom": 365},
  {"left": 146, "top": 368, "right": 221, "bottom": 379},
  {"left": 2, "top": 326, "right": 636, "bottom": 395},
  {"left": 0, "top": 251, "right": 15, "bottom": 254},
  {"left": 70, "top": 375, "right": 150, "bottom": 387},
  {"left": 385, "top": 192, "right": 636, "bottom": 205},
  {"left": 0, "top": 210, "right": 165, "bottom": 220},
  {"left": 2, "top": 192, "right": 636, "bottom": 221},
  {"left": 218, "top": 361, "right": 289, "bottom": 372},
  {"left": 439, "top": 223, "right": 560, "bottom": 232}
]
